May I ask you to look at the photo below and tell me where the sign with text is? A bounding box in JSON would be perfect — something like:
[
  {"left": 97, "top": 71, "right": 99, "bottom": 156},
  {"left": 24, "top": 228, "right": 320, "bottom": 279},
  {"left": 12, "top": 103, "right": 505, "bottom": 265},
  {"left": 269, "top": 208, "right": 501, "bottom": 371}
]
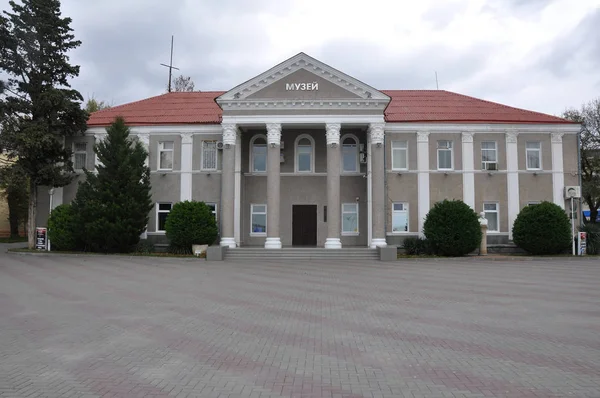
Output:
[
  {"left": 285, "top": 82, "right": 319, "bottom": 91},
  {"left": 35, "top": 227, "right": 47, "bottom": 251},
  {"left": 578, "top": 231, "right": 587, "bottom": 255}
]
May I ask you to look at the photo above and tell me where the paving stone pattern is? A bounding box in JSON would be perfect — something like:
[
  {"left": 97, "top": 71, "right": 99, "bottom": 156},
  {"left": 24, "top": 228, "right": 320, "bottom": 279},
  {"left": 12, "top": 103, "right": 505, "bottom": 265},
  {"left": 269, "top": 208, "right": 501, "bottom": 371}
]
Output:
[{"left": 1, "top": 250, "right": 600, "bottom": 397}]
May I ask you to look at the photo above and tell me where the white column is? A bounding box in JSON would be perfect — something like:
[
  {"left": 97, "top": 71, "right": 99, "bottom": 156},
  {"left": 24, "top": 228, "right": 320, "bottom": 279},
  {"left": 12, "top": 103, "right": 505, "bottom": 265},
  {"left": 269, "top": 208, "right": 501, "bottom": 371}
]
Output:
[
  {"left": 180, "top": 133, "right": 193, "bottom": 202},
  {"left": 551, "top": 132, "right": 565, "bottom": 209},
  {"left": 325, "top": 123, "right": 342, "bottom": 249},
  {"left": 367, "top": 132, "right": 373, "bottom": 247},
  {"left": 93, "top": 133, "right": 106, "bottom": 172},
  {"left": 462, "top": 132, "right": 475, "bottom": 209},
  {"left": 369, "top": 123, "right": 387, "bottom": 248},
  {"left": 220, "top": 124, "right": 238, "bottom": 248},
  {"left": 137, "top": 133, "right": 150, "bottom": 239},
  {"left": 265, "top": 123, "right": 282, "bottom": 249},
  {"left": 506, "top": 131, "right": 520, "bottom": 241},
  {"left": 417, "top": 131, "right": 430, "bottom": 237},
  {"left": 234, "top": 131, "right": 242, "bottom": 246}
]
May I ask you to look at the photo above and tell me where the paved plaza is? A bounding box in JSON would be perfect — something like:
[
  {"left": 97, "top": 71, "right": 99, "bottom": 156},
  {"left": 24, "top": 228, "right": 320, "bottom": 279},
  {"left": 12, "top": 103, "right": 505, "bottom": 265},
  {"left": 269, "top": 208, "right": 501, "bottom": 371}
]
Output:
[{"left": 1, "top": 247, "right": 600, "bottom": 398}]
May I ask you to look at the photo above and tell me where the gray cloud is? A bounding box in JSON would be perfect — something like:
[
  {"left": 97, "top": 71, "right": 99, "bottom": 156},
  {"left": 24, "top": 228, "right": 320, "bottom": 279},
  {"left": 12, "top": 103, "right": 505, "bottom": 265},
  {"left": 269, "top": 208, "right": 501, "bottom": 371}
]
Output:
[
  {"left": 422, "top": 1, "right": 469, "bottom": 30},
  {"left": 482, "top": 0, "right": 557, "bottom": 19}
]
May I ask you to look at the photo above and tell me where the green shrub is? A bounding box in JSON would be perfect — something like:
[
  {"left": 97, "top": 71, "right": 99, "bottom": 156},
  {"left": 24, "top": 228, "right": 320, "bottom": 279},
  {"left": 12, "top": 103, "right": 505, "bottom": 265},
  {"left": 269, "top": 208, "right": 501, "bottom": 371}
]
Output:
[
  {"left": 402, "top": 237, "right": 432, "bottom": 255},
  {"left": 48, "top": 204, "right": 81, "bottom": 251},
  {"left": 579, "top": 223, "right": 600, "bottom": 255},
  {"left": 423, "top": 199, "right": 482, "bottom": 257},
  {"left": 165, "top": 201, "right": 218, "bottom": 254},
  {"left": 134, "top": 240, "right": 155, "bottom": 254},
  {"left": 512, "top": 201, "right": 571, "bottom": 255}
]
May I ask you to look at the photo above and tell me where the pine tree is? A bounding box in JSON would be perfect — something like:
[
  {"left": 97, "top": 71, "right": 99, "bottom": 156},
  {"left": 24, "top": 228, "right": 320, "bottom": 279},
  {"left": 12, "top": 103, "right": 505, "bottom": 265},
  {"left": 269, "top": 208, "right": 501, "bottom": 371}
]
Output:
[
  {"left": 73, "top": 117, "right": 152, "bottom": 253},
  {"left": 0, "top": 0, "right": 88, "bottom": 248},
  {"left": 72, "top": 117, "right": 152, "bottom": 253}
]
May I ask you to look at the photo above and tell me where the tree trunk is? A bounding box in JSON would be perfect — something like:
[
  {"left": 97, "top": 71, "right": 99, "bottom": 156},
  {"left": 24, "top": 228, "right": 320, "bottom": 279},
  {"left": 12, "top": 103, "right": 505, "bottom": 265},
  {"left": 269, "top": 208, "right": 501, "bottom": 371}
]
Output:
[{"left": 27, "top": 181, "right": 37, "bottom": 249}]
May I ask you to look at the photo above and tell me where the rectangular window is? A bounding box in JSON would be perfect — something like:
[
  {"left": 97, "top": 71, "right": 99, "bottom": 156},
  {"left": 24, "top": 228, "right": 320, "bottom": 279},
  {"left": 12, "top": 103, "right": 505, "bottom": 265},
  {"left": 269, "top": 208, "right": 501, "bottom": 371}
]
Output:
[
  {"left": 156, "top": 203, "right": 172, "bottom": 232},
  {"left": 526, "top": 142, "right": 541, "bottom": 170},
  {"left": 202, "top": 141, "right": 217, "bottom": 171},
  {"left": 159, "top": 141, "right": 174, "bottom": 170},
  {"left": 297, "top": 146, "right": 312, "bottom": 172},
  {"left": 206, "top": 202, "right": 217, "bottom": 221},
  {"left": 392, "top": 203, "right": 409, "bottom": 232},
  {"left": 437, "top": 140, "right": 453, "bottom": 170},
  {"left": 483, "top": 203, "right": 499, "bottom": 232},
  {"left": 342, "top": 203, "right": 359, "bottom": 235},
  {"left": 391, "top": 141, "right": 408, "bottom": 170},
  {"left": 250, "top": 204, "right": 267, "bottom": 235},
  {"left": 481, "top": 141, "right": 497, "bottom": 170},
  {"left": 74, "top": 142, "right": 87, "bottom": 170}
]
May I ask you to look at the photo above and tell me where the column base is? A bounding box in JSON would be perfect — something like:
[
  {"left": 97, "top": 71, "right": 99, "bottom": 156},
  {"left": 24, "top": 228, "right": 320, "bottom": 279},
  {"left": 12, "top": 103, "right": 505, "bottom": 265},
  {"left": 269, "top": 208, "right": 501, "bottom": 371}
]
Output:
[
  {"left": 324, "top": 238, "right": 342, "bottom": 249},
  {"left": 264, "top": 237, "right": 282, "bottom": 249},
  {"left": 370, "top": 238, "right": 387, "bottom": 249},
  {"left": 220, "top": 237, "right": 236, "bottom": 249}
]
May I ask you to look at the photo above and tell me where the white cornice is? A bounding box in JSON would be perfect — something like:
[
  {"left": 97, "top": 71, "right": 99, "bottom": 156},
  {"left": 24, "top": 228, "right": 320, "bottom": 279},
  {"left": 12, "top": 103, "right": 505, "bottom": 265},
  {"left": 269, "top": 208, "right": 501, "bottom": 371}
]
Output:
[
  {"left": 384, "top": 122, "right": 581, "bottom": 133},
  {"left": 85, "top": 125, "right": 222, "bottom": 135},
  {"left": 219, "top": 99, "right": 388, "bottom": 111},
  {"left": 221, "top": 114, "right": 386, "bottom": 126},
  {"left": 216, "top": 52, "right": 390, "bottom": 104}
]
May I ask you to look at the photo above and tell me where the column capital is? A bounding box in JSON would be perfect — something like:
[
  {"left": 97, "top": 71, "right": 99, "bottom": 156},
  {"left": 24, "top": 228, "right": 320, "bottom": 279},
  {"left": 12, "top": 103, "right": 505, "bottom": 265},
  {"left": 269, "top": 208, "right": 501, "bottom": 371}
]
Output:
[
  {"left": 417, "top": 131, "right": 430, "bottom": 143},
  {"left": 551, "top": 132, "right": 564, "bottom": 143},
  {"left": 368, "top": 123, "right": 385, "bottom": 146},
  {"left": 136, "top": 133, "right": 149, "bottom": 146},
  {"left": 326, "top": 123, "right": 341, "bottom": 147},
  {"left": 266, "top": 123, "right": 282, "bottom": 146},
  {"left": 180, "top": 133, "right": 194, "bottom": 145},
  {"left": 461, "top": 132, "right": 474, "bottom": 143},
  {"left": 505, "top": 131, "right": 519, "bottom": 144},
  {"left": 222, "top": 123, "right": 238, "bottom": 147}
]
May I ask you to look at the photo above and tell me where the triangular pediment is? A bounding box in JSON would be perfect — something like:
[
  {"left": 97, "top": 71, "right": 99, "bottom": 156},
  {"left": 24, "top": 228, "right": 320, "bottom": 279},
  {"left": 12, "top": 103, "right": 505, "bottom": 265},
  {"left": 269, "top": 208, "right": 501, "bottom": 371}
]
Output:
[{"left": 216, "top": 52, "right": 390, "bottom": 109}]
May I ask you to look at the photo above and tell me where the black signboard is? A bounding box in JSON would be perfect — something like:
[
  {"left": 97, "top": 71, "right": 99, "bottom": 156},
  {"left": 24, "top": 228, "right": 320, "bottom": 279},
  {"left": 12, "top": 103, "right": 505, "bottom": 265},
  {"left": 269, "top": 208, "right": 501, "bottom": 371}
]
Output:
[{"left": 35, "top": 227, "right": 47, "bottom": 250}]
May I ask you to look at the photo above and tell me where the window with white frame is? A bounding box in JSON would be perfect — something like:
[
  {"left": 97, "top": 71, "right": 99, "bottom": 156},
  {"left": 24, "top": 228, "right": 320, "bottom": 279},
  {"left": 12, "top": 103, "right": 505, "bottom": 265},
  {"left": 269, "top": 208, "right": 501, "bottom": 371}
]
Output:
[
  {"left": 156, "top": 203, "right": 172, "bottom": 232},
  {"left": 342, "top": 203, "right": 359, "bottom": 235},
  {"left": 526, "top": 142, "right": 541, "bottom": 170},
  {"left": 295, "top": 135, "right": 314, "bottom": 172},
  {"left": 341, "top": 136, "right": 358, "bottom": 172},
  {"left": 202, "top": 141, "right": 217, "bottom": 171},
  {"left": 206, "top": 202, "right": 217, "bottom": 221},
  {"left": 250, "top": 204, "right": 267, "bottom": 235},
  {"left": 481, "top": 141, "right": 497, "bottom": 170},
  {"left": 437, "top": 140, "right": 453, "bottom": 170},
  {"left": 483, "top": 203, "right": 499, "bottom": 232},
  {"left": 73, "top": 142, "right": 87, "bottom": 170},
  {"left": 158, "top": 141, "right": 174, "bottom": 170},
  {"left": 391, "top": 141, "right": 408, "bottom": 170},
  {"left": 250, "top": 136, "right": 267, "bottom": 172},
  {"left": 392, "top": 203, "right": 409, "bottom": 232}
]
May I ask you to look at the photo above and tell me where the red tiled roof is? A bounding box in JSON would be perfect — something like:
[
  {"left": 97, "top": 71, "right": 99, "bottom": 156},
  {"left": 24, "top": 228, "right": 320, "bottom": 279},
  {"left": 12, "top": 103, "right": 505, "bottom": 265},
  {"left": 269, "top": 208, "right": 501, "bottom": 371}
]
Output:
[{"left": 87, "top": 90, "right": 573, "bottom": 127}]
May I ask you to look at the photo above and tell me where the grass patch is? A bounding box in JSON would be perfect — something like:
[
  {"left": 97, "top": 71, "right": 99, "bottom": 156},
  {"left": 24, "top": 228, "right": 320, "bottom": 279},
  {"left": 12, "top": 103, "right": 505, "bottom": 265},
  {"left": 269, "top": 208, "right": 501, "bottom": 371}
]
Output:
[
  {"left": 0, "top": 236, "right": 28, "bottom": 243},
  {"left": 7, "top": 247, "right": 206, "bottom": 258}
]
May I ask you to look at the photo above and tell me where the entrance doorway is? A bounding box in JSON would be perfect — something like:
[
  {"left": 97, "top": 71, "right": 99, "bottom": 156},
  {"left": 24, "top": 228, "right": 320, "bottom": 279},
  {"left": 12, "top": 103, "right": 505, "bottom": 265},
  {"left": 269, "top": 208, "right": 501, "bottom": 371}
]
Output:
[{"left": 292, "top": 205, "right": 317, "bottom": 246}]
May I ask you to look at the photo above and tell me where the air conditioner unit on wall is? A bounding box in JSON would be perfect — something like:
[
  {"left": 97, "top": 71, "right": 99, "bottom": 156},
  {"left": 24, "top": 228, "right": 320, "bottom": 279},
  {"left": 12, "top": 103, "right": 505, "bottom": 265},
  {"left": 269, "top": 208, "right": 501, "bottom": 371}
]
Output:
[
  {"left": 484, "top": 162, "right": 498, "bottom": 171},
  {"left": 216, "top": 141, "right": 224, "bottom": 150},
  {"left": 564, "top": 186, "right": 581, "bottom": 199}
]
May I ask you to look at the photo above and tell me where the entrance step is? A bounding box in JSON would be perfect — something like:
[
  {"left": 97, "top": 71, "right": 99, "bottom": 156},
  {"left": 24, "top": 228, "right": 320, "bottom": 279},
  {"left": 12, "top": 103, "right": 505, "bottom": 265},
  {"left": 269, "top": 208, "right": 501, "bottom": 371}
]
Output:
[{"left": 224, "top": 247, "right": 380, "bottom": 261}]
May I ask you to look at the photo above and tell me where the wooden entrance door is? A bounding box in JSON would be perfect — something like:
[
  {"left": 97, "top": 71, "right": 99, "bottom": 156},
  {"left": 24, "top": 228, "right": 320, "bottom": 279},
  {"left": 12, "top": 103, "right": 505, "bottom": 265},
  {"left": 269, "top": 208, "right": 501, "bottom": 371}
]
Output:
[{"left": 292, "top": 205, "right": 317, "bottom": 246}]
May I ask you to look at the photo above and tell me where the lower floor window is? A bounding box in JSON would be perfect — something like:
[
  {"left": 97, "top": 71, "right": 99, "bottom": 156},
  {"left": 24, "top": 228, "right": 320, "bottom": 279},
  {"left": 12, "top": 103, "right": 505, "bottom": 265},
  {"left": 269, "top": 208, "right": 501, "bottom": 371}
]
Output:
[
  {"left": 483, "top": 203, "right": 499, "bottom": 232},
  {"left": 342, "top": 203, "right": 359, "bottom": 235},
  {"left": 251, "top": 204, "right": 267, "bottom": 235},
  {"left": 392, "top": 203, "right": 409, "bottom": 232},
  {"left": 157, "top": 203, "right": 172, "bottom": 232},
  {"left": 206, "top": 202, "right": 217, "bottom": 220}
]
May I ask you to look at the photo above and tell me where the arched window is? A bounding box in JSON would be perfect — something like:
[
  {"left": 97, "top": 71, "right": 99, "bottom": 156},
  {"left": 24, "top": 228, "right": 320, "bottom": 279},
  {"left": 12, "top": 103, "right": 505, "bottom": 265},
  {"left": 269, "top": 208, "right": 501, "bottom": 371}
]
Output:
[
  {"left": 250, "top": 134, "right": 267, "bottom": 173},
  {"left": 341, "top": 134, "right": 359, "bottom": 172},
  {"left": 295, "top": 134, "right": 315, "bottom": 173}
]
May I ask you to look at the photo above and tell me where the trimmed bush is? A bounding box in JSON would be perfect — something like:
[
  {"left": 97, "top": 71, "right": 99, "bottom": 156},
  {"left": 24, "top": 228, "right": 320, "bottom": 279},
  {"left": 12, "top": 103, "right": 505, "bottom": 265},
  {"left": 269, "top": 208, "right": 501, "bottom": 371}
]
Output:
[
  {"left": 402, "top": 237, "right": 432, "bottom": 255},
  {"left": 579, "top": 223, "right": 600, "bottom": 255},
  {"left": 165, "top": 201, "right": 218, "bottom": 254},
  {"left": 47, "top": 204, "right": 80, "bottom": 251},
  {"left": 512, "top": 201, "right": 571, "bottom": 255},
  {"left": 423, "top": 199, "right": 482, "bottom": 257}
]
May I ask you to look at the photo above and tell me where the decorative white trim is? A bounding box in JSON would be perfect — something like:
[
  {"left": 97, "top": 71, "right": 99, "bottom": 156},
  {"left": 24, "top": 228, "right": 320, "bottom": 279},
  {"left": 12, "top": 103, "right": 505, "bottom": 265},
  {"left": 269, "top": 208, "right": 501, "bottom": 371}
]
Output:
[
  {"left": 417, "top": 132, "right": 430, "bottom": 237},
  {"left": 264, "top": 237, "right": 282, "bottom": 249},
  {"left": 462, "top": 133, "right": 475, "bottom": 209},
  {"left": 180, "top": 133, "right": 194, "bottom": 145},
  {"left": 325, "top": 238, "right": 342, "bottom": 249},
  {"left": 551, "top": 133, "right": 565, "bottom": 209},
  {"left": 222, "top": 123, "right": 238, "bottom": 146},
  {"left": 220, "top": 100, "right": 389, "bottom": 111},
  {"left": 220, "top": 237, "right": 236, "bottom": 248},
  {"left": 368, "top": 123, "right": 385, "bottom": 145},
  {"left": 234, "top": 133, "right": 242, "bottom": 246},
  {"left": 294, "top": 134, "right": 316, "bottom": 173},
  {"left": 325, "top": 123, "right": 341, "bottom": 146},
  {"left": 221, "top": 115, "right": 386, "bottom": 126},
  {"left": 180, "top": 133, "right": 193, "bottom": 202},
  {"left": 266, "top": 123, "right": 282, "bottom": 146},
  {"left": 340, "top": 133, "right": 360, "bottom": 173},
  {"left": 384, "top": 123, "right": 581, "bottom": 133},
  {"left": 249, "top": 134, "right": 268, "bottom": 173},
  {"left": 370, "top": 238, "right": 387, "bottom": 249},
  {"left": 506, "top": 132, "right": 520, "bottom": 241}
]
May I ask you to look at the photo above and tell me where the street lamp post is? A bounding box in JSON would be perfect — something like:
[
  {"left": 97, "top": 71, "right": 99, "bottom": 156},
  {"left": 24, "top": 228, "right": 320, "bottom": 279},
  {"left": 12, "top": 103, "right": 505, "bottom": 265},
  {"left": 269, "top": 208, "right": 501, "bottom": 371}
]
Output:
[{"left": 48, "top": 188, "right": 54, "bottom": 251}]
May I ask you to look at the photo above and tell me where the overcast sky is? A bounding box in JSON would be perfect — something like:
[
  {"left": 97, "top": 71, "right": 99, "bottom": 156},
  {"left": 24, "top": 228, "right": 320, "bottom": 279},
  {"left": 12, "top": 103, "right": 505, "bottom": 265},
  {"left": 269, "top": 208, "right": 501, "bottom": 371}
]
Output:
[{"left": 2, "top": 0, "right": 599, "bottom": 116}]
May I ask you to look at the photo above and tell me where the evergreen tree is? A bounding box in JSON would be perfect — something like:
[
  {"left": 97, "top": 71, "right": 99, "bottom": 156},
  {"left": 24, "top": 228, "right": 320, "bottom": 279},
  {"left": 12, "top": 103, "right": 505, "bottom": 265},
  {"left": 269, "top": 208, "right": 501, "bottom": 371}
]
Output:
[
  {"left": 0, "top": 0, "right": 88, "bottom": 248},
  {"left": 72, "top": 117, "right": 152, "bottom": 253}
]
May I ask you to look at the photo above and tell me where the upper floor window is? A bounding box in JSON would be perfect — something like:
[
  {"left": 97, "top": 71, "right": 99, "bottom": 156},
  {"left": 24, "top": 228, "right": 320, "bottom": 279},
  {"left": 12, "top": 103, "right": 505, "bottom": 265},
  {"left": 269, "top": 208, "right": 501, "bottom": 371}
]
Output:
[
  {"left": 391, "top": 141, "right": 408, "bottom": 170},
  {"left": 341, "top": 135, "right": 359, "bottom": 172},
  {"left": 295, "top": 134, "right": 314, "bottom": 173},
  {"left": 73, "top": 142, "right": 87, "bottom": 170},
  {"left": 481, "top": 141, "right": 497, "bottom": 170},
  {"left": 201, "top": 141, "right": 217, "bottom": 171},
  {"left": 526, "top": 142, "right": 541, "bottom": 170},
  {"left": 158, "top": 141, "right": 174, "bottom": 170},
  {"left": 437, "top": 140, "right": 453, "bottom": 170},
  {"left": 250, "top": 135, "right": 267, "bottom": 173}
]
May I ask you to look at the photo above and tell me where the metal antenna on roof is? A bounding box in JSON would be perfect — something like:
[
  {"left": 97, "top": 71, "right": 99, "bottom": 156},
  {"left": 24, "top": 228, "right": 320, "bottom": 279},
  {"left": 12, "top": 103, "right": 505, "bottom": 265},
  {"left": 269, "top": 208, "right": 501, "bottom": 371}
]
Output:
[
  {"left": 160, "top": 35, "right": 180, "bottom": 92},
  {"left": 435, "top": 71, "right": 439, "bottom": 90}
]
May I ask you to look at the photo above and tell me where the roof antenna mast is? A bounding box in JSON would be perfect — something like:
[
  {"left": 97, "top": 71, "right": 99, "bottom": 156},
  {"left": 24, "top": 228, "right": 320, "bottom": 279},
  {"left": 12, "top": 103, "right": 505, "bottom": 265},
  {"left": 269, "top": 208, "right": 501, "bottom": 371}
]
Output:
[
  {"left": 160, "top": 35, "right": 179, "bottom": 92},
  {"left": 435, "top": 71, "right": 439, "bottom": 90}
]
